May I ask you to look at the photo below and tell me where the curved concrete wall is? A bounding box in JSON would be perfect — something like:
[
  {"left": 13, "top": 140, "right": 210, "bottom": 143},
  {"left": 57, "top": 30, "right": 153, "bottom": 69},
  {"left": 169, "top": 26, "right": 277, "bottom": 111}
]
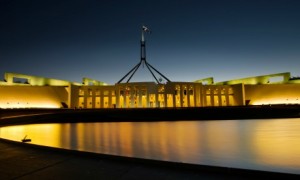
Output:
[
  {"left": 245, "top": 84, "right": 300, "bottom": 105},
  {"left": 0, "top": 86, "right": 68, "bottom": 108}
]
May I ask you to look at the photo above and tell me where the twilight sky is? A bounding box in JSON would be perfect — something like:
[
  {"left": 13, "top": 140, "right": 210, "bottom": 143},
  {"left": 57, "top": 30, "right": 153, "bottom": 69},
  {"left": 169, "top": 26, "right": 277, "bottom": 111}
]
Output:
[{"left": 1, "top": 0, "right": 300, "bottom": 84}]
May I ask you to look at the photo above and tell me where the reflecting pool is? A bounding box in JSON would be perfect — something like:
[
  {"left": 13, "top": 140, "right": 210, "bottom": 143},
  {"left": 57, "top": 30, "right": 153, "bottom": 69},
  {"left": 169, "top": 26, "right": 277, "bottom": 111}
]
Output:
[{"left": 1, "top": 118, "right": 300, "bottom": 174}]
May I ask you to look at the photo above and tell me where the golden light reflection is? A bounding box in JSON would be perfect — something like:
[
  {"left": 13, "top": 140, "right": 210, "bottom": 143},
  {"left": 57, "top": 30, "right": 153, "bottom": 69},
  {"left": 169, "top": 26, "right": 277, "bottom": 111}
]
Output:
[
  {"left": 0, "top": 124, "right": 62, "bottom": 147},
  {"left": 156, "top": 122, "right": 170, "bottom": 160},
  {"left": 76, "top": 123, "right": 86, "bottom": 151},
  {"left": 119, "top": 123, "right": 133, "bottom": 156},
  {"left": 60, "top": 123, "right": 72, "bottom": 149},
  {"left": 1, "top": 120, "right": 300, "bottom": 174},
  {"left": 169, "top": 121, "right": 202, "bottom": 162},
  {"left": 251, "top": 119, "right": 300, "bottom": 168},
  {"left": 204, "top": 121, "right": 240, "bottom": 160}
]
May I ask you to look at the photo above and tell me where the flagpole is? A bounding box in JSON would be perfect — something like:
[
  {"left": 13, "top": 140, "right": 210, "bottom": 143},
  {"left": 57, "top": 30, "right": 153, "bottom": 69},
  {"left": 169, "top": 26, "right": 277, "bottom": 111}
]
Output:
[
  {"left": 141, "top": 27, "right": 145, "bottom": 42},
  {"left": 117, "top": 25, "right": 171, "bottom": 84}
]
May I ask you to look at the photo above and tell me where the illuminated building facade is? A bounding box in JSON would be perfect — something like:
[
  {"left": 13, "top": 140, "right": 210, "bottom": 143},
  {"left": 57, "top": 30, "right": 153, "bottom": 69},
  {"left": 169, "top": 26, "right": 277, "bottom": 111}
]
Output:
[
  {"left": 1, "top": 28, "right": 300, "bottom": 109},
  {"left": 1, "top": 72, "right": 300, "bottom": 109}
]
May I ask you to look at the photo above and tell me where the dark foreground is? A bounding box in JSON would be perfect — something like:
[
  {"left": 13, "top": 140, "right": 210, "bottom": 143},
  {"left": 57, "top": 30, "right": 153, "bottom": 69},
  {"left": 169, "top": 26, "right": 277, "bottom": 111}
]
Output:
[{"left": 0, "top": 139, "right": 299, "bottom": 180}]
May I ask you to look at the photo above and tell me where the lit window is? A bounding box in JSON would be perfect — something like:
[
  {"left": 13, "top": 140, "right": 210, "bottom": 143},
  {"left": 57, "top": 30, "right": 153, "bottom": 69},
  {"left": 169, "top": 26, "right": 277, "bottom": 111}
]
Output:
[
  {"left": 104, "top": 91, "right": 109, "bottom": 95},
  {"left": 95, "top": 89, "right": 100, "bottom": 96},
  {"left": 79, "top": 89, "right": 84, "bottom": 96},
  {"left": 88, "top": 89, "right": 92, "bottom": 96}
]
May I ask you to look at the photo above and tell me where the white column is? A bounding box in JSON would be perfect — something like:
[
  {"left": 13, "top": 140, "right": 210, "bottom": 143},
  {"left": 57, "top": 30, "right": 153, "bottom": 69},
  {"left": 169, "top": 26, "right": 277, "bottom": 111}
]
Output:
[
  {"left": 83, "top": 88, "right": 88, "bottom": 108},
  {"left": 164, "top": 92, "right": 167, "bottom": 108},
  {"left": 173, "top": 86, "right": 176, "bottom": 107},
  {"left": 187, "top": 85, "right": 190, "bottom": 107},
  {"left": 100, "top": 91, "right": 104, "bottom": 108},
  {"left": 92, "top": 88, "right": 96, "bottom": 108},
  {"left": 116, "top": 88, "right": 120, "bottom": 108},
  {"left": 130, "top": 88, "right": 134, "bottom": 108},
  {"left": 180, "top": 85, "right": 184, "bottom": 107},
  {"left": 139, "top": 87, "right": 142, "bottom": 107},
  {"left": 109, "top": 90, "right": 112, "bottom": 108}
]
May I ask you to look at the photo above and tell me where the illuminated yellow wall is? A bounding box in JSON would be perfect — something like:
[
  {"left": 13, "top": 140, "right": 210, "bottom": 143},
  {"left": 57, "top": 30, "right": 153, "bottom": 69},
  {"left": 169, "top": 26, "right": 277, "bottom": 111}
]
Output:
[
  {"left": 82, "top": 77, "right": 108, "bottom": 86},
  {"left": 245, "top": 84, "right": 300, "bottom": 105},
  {"left": 288, "top": 79, "right": 300, "bottom": 84},
  {"left": 0, "top": 86, "right": 68, "bottom": 108},
  {"left": 68, "top": 85, "right": 80, "bottom": 109},
  {"left": 4, "top": 72, "right": 76, "bottom": 86},
  {"left": 0, "top": 81, "right": 8, "bottom": 85},
  {"left": 194, "top": 77, "right": 214, "bottom": 85},
  {"left": 2, "top": 71, "right": 300, "bottom": 109},
  {"left": 216, "top": 72, "right": 290, "bottom": 85}
]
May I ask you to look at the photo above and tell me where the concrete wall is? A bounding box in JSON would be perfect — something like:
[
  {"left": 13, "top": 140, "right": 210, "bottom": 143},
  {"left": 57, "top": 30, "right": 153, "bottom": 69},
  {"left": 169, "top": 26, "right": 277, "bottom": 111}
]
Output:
[
  {"left": 0, "top": 86, "right": 68, "bottom": 108},
  {"left": 216, "top": 72, "right": 290, "bottom": 85},
  {"left": 232, "top": 84, "right": 245, "bottom": 106},
  {"left": 245, "top": 84, "right": 300, "bottom": 105},
  {"left": 4, "top": 73, "right": 72, "bottom": 86}
]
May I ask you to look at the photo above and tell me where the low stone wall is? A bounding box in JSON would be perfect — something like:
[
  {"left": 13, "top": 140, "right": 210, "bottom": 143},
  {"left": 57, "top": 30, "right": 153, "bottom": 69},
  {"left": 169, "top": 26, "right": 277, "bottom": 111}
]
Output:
[{"left": 1, "top": 105, "right": 300, "bottom": 127}]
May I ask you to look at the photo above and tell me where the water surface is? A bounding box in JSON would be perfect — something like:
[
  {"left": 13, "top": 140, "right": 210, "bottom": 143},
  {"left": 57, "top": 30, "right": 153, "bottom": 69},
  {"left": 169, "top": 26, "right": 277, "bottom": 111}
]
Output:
[{"left": 1, "top": 118, "right": 300, "bottom": 174}]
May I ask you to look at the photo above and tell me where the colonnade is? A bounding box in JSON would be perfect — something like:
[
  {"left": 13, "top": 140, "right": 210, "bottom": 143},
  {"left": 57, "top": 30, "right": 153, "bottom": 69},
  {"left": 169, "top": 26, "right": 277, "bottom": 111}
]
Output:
[{"left": 76, "top": 83, "right": 241, "bottom": 108}]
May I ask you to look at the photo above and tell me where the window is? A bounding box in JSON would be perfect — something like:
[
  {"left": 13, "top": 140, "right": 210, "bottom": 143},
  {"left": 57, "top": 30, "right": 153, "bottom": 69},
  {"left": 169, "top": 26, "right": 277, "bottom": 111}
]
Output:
[
  {"left": 158, "top": 85, "right": 165, "bottom": 93},
  {"left": 228, "top": 88, "right": 233, "bottom": 94},
  {"left": 213, "top": 89, "right": 218, "bottom": 94},
  {"left": 221, "top": 88, "right": 226, "bottom": 94},
  {"left": 95, "top": 89, "right": 100, "bottom": 96},
  {"left": 79, "top": 89, "right": 84, "bottom": 96},
  {"left": 13, "top": 77, "right": 29, "bottom": 84},
  {"left": 206, "top": 89, "right": 211, "bottom": 94},
  {"left": 104, "top": 91, "right": 109, "bottom": 95},
  {"left": 88, "top": 89, "right": 92, "bottom": 96}
]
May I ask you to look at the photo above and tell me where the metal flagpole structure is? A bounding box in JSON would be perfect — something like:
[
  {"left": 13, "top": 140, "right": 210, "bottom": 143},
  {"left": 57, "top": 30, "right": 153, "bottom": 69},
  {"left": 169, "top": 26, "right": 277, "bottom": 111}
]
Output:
[{"left": 117, "top": 26, "right": 171, "bottom": 84}]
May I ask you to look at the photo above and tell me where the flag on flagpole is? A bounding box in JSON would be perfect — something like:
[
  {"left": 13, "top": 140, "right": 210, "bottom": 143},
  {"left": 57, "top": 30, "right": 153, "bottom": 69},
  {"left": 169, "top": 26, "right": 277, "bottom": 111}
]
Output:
[{"left": 142, "top": 26, "right": 151, "bottom": 33}]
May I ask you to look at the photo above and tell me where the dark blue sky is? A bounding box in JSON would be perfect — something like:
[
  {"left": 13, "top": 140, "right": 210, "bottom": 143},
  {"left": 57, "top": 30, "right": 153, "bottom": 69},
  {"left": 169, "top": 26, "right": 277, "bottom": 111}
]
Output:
[{"left": 1, "top": 0, "right": 300, "bottom": 84}]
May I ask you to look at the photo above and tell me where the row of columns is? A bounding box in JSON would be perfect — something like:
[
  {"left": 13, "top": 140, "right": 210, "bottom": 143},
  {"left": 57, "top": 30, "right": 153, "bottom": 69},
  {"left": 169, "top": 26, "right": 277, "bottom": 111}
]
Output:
[
  {"left": 115, "top": 84, "right": 200, "bottom": 108},
  {"left": 80, "top": 88, "right": 115, "bottom": 108},
  {"left": 77, "top": 84, "right": 238, "bottom": 108},
  {"left": 203, "top": 87, "right": 233, "bottom": 106},
  {"left": 172, "top": 84, "right": 200, "bottom": 108},
  {"left": 116, "top": 86, "right": 153, "bottom": 108}
]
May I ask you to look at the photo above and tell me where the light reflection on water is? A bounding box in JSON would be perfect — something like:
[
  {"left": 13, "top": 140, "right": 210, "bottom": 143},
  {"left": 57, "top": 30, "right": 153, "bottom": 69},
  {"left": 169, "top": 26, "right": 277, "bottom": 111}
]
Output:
[{"left": 1, "top": 118, "right": 300, "bottom": 174}]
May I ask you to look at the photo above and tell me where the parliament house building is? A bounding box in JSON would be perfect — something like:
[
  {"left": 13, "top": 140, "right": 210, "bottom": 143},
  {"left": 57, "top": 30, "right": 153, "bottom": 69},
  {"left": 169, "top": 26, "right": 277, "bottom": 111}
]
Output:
[
  {"left": 1, "top": 27, "right": 300, "bottom": 109},
  {"left": 1, "top": 72, "right": 300, "bottom": 109}
]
